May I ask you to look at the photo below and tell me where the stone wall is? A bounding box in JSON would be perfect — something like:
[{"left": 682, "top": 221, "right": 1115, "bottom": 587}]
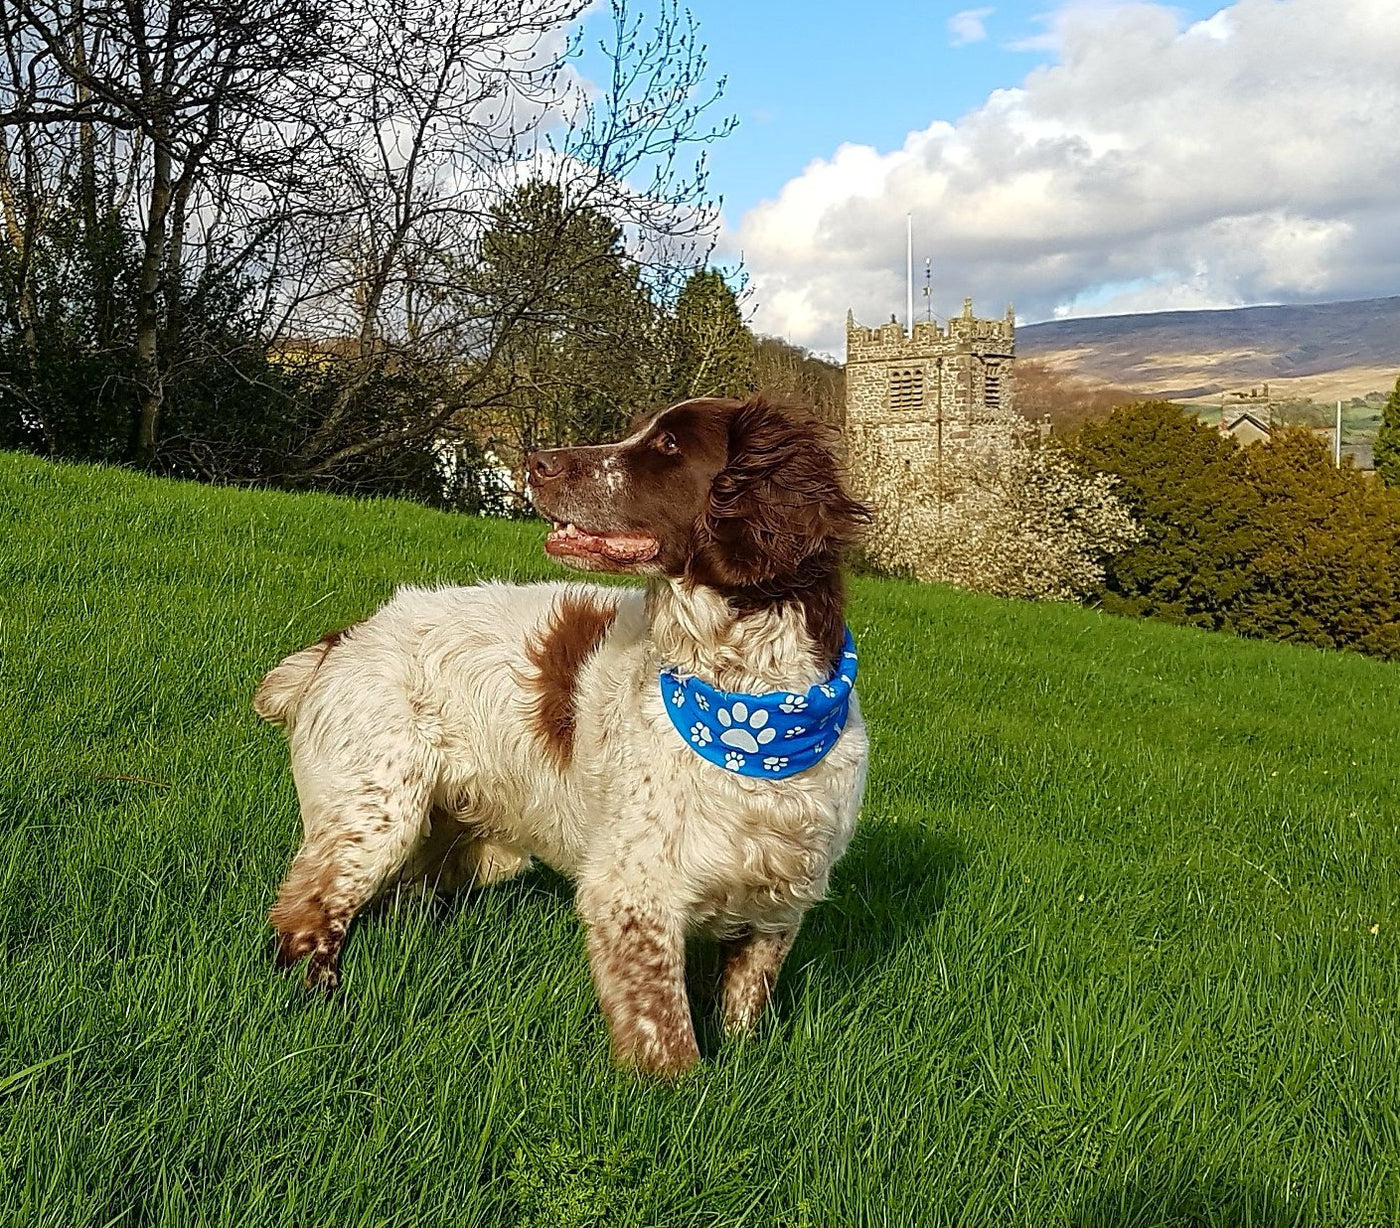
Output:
[{"left": 844, "top": 298, "right": 1017, "bottom": 470}]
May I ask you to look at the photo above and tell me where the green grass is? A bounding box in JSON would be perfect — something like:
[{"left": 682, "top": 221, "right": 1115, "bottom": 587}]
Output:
[{"left": 3, "top": 449, "right": 1400, "bottom": 1227}]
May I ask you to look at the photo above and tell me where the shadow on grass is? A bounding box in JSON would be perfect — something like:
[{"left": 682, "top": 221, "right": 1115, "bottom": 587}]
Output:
[
  {"left": 1071, "top": 1174, "right": 1309, "bottom": 1228},
  {"left": 797, "top": 817, "right": 967, "bottom": 981},
  {"left": 299, "top": 818, "right": 964, "bottom": 1056},
  {"left": 687, "top": 819, "right": 967, "bottom": 1056}
]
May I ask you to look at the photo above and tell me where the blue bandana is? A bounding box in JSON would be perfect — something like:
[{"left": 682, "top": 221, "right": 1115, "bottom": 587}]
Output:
[{"left": 659, "top": 629, "right": 857, "bottom": 779}]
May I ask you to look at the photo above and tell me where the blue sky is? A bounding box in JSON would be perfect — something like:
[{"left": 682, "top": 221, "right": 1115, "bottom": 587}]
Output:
[
  {"left": 582, "top": 1, "right": 1400, "bottom": 351},
  {"left": 668, "top": 0, "right": 1222, "bottom": 219}
]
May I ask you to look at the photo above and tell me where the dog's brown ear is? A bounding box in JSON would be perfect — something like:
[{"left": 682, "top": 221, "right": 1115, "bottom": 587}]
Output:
[{"left": 687, "top": 397, "right": 871, "bottom": 594}]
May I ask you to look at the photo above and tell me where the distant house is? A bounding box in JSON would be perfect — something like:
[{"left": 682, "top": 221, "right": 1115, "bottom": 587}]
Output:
[
  {"left": 1342, "top": 442, "right": 1375, "bottom": 471},
  {"left": 1222, "top": 410, "right": 1272, "bottom": 447},
  {"left": 1219, "top": 384, "right": 1273, "bottom": 445}
]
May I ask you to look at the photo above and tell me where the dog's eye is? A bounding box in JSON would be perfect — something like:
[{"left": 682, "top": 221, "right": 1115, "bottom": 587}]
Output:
[{"left": 654, "top": 431, "right": 680, "bottom": 455}]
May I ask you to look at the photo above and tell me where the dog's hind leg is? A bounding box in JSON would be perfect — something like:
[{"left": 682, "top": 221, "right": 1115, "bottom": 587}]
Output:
[{"left": 270, "top": 761, "right": 434, "bottom": 992}]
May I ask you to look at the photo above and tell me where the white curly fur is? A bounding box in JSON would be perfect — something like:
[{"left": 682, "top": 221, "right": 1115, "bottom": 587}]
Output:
[{"left": 256, "top": 399, "right": 870, "bottom": 1076}]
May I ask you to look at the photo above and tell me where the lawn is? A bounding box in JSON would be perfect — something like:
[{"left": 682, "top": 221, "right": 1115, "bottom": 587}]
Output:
[{"left": 2, "top": 449, "right": 1399, "bottom": 1227}]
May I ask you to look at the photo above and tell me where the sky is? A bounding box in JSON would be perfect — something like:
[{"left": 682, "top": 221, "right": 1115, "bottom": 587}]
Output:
[{"left": 585, "top": 0, "right": 1400, "bottom": 356}]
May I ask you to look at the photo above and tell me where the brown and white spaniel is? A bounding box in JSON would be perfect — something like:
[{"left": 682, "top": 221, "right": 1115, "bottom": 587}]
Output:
[{"left": 254, "top": 396, "right": 871, "bottom": 1076}]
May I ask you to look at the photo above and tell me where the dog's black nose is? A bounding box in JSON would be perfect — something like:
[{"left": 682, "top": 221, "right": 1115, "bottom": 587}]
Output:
[{"left": 526, "top": 450, "right": 565, "bottom": 484}]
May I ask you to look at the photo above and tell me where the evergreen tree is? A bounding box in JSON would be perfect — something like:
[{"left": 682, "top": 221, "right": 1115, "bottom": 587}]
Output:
[
  {"left": 1071, "top": 402, "right": 1400, "bottom": 660},
  {"left": 1068, "top": 401, "right": 1261, "bottom": 629},
  {"left": 1240, "top": 429, "right": 1400, "bottom": 658},
  {"left": 1373, "top": 373, "right": 1400, "bottom": 487},
  {"left": 467, "top": 179, "right": 662, "bottom": 477},
  {"left": 666, "top": 270, "right": 756, "bottom": 400}
]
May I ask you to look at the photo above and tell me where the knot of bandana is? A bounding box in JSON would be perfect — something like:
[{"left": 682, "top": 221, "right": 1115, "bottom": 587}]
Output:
[{"left": 659, "top": 629, "right": 857, "bottom": 779}]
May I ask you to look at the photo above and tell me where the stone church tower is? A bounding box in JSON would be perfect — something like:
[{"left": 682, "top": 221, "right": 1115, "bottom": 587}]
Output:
[{"left": 844, "top": 298, "right": 1016, "bottom": 463}]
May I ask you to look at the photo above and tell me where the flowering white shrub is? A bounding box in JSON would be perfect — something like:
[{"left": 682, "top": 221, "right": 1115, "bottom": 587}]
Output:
[{"left": 851, "top": 412, "right": 1140, "bottom": 601}]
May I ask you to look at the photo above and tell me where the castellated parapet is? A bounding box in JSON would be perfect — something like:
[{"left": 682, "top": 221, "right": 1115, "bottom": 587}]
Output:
[{"left": 844, "top": 297, "right": 1016, "bottom": 467}]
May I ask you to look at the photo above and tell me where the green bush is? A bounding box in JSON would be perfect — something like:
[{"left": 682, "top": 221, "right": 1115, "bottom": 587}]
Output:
[
  {"left": 1239, "top": 430, "right": 1400, "bottom": 658},
  {"left": 1070, "top": 401, "right": 1400, "bottom": 658},
  {"left": 1069, "top": 401, "right": 1262, "bottom": 631},
  {"left": 1373, "top": 372, "right": 1400, "bottom": 487}
]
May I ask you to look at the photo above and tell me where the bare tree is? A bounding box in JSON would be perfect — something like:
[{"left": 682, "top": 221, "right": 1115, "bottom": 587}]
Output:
[
  {"left": 9, "top": 0, "right": 337, "bottom": 459},
  {"left": 0, "top": 0, "right": 731, "bottom": 488},
  {"left": 269, "top": 0, "right": 732, "bottom": 481}
]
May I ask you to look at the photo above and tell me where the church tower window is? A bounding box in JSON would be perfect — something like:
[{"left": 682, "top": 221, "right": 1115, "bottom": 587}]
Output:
[{"left": 889, "top": 368, "right": 924, "bottom": 411}]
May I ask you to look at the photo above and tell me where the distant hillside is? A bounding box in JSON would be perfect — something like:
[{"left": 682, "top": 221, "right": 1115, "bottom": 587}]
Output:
[{"left": 1019, "top": 297, "right": 1400, "bottom": 402}]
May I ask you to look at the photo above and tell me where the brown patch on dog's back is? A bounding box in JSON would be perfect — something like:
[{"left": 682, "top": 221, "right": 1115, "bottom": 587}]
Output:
[{"left": 526, "top": 593, "right": 618, "bottom": 767}]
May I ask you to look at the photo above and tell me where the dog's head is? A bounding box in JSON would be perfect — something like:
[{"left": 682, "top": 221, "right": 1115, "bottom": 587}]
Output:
[
  {"left": 526, "top": 396, "right": 870, "bottom": 596},
  {"left": 528, "top": 396, "right": 870, "bottom": 663}
]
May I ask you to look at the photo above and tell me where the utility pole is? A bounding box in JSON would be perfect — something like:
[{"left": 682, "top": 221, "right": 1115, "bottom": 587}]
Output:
[{"left": 1335, "top": 400, "right": 1343, "bottom": 467}]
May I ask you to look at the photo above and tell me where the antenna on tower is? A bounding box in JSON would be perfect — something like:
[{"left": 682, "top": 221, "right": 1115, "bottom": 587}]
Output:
[{"left": 923, "top": 257, "right": 933, "bottom": 322}]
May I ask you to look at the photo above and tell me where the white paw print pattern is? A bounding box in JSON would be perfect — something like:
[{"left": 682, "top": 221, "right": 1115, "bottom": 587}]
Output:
[
  {"left": 724, "top": 751, "right": 745, "bottom": 771},
  {"left": 689, "top": 722, "right": 712, "bottom": 746},
  {"left": 670, "top": 687, "right": 685, "bottom": 707},
  {"left": 695, "top": 693, "right": 709, "bottom": 711},
  {"left": 762, "top": 756, "right": 788, "bottom": 772},
  {"left": 778, "top": 694, "right": 807, "bottom": 714},
  {"left": 784, "top": 725, "right": 806, "bottom": 739},
  {"left": 716, "top": 701, "right": 777, "bottom": 753},
  {"left": 818, "top": 683, "right": 837, "bottom": 699},
  {"left": 839, "top": 673, "right": 853, "bottom": 685}
]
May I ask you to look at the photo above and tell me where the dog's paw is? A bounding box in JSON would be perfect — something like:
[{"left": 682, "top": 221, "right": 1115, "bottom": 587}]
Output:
[
  {"left": 274, "top": 929, "right": 318, "bottom": 970},
  {"left": 303, "top": 953, "right": 340, "bottom": 994}
]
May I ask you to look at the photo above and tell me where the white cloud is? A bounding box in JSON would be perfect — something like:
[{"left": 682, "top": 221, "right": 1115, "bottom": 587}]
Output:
[
  {"left": 733, "top": 0, "right": 1400, "bottom": 353},
  {"left": 949, "top": 7, "right": 994, "bottom": 47},
  {"left": 1186, "top": 9, "right": 1233, "bottom": 40}
]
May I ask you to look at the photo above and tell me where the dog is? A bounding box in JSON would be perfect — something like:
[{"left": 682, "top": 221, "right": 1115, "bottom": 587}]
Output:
[{"left": 254, "top": 396, "right": 871, "bottom": 1076}]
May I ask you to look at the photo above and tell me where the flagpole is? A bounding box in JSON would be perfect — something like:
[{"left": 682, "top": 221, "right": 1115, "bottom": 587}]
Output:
[{"left": 906, "top": 213, "right": 914, "bottom": 333}]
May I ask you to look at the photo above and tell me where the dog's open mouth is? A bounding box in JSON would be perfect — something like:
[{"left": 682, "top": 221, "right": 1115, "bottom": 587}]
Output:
[{"left": 545, "top": 521, "right": 660, "bottom": 565}]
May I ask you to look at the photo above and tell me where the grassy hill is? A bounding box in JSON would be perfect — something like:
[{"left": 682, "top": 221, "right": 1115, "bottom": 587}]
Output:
[
  {"left": 1019, "top": 296, "right": 1400, "bottom": 405},
  {"left": 3, "top": 451, "right": 1400, "bottom": 1227}
]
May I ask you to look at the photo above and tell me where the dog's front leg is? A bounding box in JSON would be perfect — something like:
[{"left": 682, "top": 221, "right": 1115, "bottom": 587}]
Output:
[
  {"left": 720, "top": 925, "right": 799, "bottom": 1035},
  {"left": 578, "top": 888, "right": 698, "bottom": 1078}
]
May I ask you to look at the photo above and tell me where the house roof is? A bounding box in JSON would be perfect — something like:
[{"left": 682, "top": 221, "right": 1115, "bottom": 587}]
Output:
[{"left": 1223, "top": 411, "right": 1272, "bottom": 434}]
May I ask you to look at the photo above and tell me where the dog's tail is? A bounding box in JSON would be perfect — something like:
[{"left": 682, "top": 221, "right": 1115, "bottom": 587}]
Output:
[{"left": 253, "top": 636, "right": 340, "bottom": 727}]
